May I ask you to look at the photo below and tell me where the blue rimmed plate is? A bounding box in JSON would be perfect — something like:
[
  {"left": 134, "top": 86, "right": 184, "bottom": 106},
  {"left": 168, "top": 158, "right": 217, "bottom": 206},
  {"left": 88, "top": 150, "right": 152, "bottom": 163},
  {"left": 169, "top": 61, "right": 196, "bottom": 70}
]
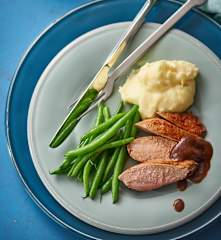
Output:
[{"left": 6, "top": 0, "right": 221, "bottom": 239}]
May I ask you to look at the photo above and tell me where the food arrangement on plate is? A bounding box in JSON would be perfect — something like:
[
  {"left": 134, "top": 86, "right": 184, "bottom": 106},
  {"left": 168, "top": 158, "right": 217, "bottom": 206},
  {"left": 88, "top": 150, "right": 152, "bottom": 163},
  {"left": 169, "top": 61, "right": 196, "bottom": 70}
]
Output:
[
  {"left": 50, "top": 58, "right": 213, "bottom": 209},
  {"left": 8, "top": 0, "right": 220, "bottom": 236},
  {"left": 47, "top": 0, "right": 213, "bottom": 211}
]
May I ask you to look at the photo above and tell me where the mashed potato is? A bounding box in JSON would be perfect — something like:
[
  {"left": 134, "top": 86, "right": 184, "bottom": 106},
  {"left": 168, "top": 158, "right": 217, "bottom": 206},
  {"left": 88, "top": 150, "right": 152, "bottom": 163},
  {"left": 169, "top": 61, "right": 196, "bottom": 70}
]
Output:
[{"left": 119, "top": 60, "right": 199, "bottom": 119}]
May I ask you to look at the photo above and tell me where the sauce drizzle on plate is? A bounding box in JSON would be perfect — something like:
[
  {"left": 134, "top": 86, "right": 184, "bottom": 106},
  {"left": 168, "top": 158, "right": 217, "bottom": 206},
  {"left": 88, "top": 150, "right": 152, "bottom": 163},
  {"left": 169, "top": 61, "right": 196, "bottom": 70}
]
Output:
[{"left": 171, "top": 136, "right": 213, "bottom": 182}]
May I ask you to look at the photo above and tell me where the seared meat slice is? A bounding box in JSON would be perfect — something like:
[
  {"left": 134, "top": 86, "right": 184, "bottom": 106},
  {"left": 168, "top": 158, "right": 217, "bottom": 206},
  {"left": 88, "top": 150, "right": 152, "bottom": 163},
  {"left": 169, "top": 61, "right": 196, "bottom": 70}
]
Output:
[
  {"left": 127, "top": 136, "right": 176, "bottom": 162},
  {"left": 157, "top": 112, "right": 206, "bottom": 137},
  {"left": 119, "top": 160, "right": 197, "bottom": 191},
  {"left": 135, "top": 118, "right": 195, "bottom": 141}
]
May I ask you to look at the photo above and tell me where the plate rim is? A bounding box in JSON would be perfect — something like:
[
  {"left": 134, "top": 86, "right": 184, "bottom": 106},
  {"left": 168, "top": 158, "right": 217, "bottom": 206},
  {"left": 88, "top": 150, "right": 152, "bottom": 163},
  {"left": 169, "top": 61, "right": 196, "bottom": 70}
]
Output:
[
  {"left": 5, "top": 0, "right": 221, "bottom": 239},
  {"left": 27, "top": 21, "right": 221, "bottom": 235}
]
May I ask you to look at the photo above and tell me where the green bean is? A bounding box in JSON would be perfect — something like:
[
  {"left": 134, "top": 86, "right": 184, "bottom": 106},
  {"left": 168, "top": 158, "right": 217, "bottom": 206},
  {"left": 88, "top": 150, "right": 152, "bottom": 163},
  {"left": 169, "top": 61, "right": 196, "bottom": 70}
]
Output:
[
  {"left": 67, "top": 104, "right": 105, "bottom": 178},
  {"left": 57, "top": 158, "right": 76, "bottom": 173},
  {"left": 89, "top": 152, "right": 108, "bottom": 199},
  {"left": 69, "top": 132, "right": 105, "bottom": 178},
  {"left": 66, "top": 137, "right": 133, "bottom": 163},
  {"left": 130, "top": 111, "right": 140, "bottom": 137},
  {"left": 83, "top": 160, "right": 93, "bottom": 197},
  {"left": 77, "top": 168, "right": 84, "bottom": 182},
  {"left": 50, "top": 88, "right": 98, "bottom": 148},
  {"left": 53, "top": 137, "right": 90, "bottom": 175},
  {"left": 81, "top": 103, "right": 105, "bottom": 195},
  {"left": 66, "top": 137, "right": 133, "bottom": 174},
  {"left": 50, "top": 161, "right": 71, "bottom": 175},
  {"left": 69, "top": 157, "right": 87, "bottom": 177},
  {"left": 68, "top": 135, "right": 93, "bottom": 175},
  {"left": 70, "top": 153, "right": 98, "bottom": 177},
  {"left": 66, "top": 105, "right": 138, "bottom": 157},
  {"left": 65, "top": 137, "right": 92, "bottom": 176},
  {"left": 101, "top": 176, "right": 113, "bottom": 194},
  {"left": 50, "top": 156, "right": 77, "bottom": 175},
  {"left": 112, "top": 114, "right": 135, "bottom": 203},
  {"left": 51, "top": 104, "right": 104, "bottom": 177},
  {"left": 87, "top": 103, "right": 105, "bottom": 144},
  {"left": 112, "top": 147, "right": 127, "bottom": 203},
  {"left": 124, "top": 118, "right": 133, "bottom": 138},
  {"left": 102, "top": 147, "right": 120, "bottom": 183},
  {"left": 67, "top": 156, "right": 83, "bottom": 176},
  {"left": 81, "top": 113, "right": 125, "bottom": 141},
  {"left": 116, "top": 101, "right": 124, "bottom": 114},
  {"left": 85, "top": 103, "right": 104, "bottom": 143},
  {"left": 123, "top": 109, "right": 137, "bottom": 139},
  {"left": 63, "top": 104, "right": 104, "bottom": 175},
  {"left": 97, "top": 138, "right": 134, "bottom": 151},
  {"left": 103, "top": 105, "right": 111, "bottom": 120},
  {"left": 95, "top": 102, "right": 104, "bottom": 126},
  {"left": 49, "top": 166, "right": 71, "bottom": 175},
  {"left": 61, "top": 157, "right": 76, "bottom": 169}
]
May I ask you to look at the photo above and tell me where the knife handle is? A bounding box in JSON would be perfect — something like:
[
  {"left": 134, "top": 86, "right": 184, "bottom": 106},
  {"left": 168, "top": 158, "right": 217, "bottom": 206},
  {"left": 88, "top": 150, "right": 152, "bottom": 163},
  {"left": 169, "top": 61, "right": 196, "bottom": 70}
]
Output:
[{"left": 109, "top": 0, "right": 207, "bottom": 82}]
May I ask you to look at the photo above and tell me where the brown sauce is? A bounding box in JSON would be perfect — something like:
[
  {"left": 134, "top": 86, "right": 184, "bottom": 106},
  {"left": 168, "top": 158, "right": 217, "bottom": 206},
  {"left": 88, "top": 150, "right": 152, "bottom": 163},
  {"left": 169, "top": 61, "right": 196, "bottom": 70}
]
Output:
[
  {"left": 176, "top": 179, "right": 188, "bottom": 191},
  {"left": 173, "top": 199, "right": 185, "bottom": 212},
  {"left": 170, "top": 136, "right": 213, "bottom": 183}
]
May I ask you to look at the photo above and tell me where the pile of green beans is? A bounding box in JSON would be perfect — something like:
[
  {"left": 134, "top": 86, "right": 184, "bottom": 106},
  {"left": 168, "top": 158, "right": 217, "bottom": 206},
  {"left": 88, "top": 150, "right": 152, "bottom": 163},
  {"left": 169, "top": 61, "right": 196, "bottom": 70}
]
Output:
[{"left": 50, "top": 102, "right": 140, "bottom": 203}]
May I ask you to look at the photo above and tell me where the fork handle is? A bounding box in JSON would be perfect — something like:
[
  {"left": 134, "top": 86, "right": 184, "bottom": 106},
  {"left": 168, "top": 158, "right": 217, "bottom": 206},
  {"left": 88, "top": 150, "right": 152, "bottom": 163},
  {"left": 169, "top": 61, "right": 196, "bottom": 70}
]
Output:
[{"left": 109, "top": 0, "right": 205, "bottom": 82}]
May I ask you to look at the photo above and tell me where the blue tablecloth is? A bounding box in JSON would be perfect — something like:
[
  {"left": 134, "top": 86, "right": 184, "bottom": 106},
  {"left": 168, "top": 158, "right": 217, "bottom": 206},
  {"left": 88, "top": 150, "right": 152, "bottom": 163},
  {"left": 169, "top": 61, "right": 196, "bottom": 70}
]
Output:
[{"left": 1, "top": 0, "right": 221, "bottom": 239}]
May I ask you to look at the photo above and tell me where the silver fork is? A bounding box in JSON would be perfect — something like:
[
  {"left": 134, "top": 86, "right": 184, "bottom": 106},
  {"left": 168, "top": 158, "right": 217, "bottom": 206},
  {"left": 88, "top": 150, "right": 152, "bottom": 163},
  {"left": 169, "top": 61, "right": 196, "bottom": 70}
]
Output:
[{"left": 76, "top": 0, "right": 207, "bottom": 121}]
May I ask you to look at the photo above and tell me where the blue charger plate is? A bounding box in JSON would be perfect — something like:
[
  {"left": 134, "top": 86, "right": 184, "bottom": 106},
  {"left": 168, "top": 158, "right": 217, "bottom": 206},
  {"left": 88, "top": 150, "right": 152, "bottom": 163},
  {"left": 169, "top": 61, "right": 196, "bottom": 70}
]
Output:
[{"left": 6, "top": 0, "right": 221, "bottom": 239}]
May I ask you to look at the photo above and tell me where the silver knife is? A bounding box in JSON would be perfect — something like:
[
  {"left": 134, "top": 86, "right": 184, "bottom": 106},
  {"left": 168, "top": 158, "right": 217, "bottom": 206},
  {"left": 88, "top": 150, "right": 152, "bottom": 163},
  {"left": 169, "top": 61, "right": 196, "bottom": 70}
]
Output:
[{"left": 49, "top": 0, "right": 156, "bottom": 147}]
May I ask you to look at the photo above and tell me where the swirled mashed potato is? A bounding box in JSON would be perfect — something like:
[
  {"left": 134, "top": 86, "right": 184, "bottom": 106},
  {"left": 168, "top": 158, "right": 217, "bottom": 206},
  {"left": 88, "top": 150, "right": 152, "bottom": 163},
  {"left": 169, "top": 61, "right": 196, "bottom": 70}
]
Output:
[{"left": 119, "top": 60, "right": 199, "bottom": 119}]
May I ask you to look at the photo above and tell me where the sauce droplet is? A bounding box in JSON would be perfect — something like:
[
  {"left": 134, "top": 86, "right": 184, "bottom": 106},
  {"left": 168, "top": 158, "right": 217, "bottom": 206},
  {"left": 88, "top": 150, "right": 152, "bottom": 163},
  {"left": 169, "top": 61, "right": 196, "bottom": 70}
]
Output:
[
  {"left": 177, "top": 179, "right": 188, "bottom": 191},
  {"left": 173, "top": 199, "right": 185, "bottom": 212}
]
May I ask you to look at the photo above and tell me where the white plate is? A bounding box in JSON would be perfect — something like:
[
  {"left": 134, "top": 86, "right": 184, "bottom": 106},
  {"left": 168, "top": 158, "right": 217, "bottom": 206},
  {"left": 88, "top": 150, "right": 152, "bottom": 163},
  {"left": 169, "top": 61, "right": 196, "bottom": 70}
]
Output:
[{"left": 28, "top": 23, "right": 221, "bottom": 234}]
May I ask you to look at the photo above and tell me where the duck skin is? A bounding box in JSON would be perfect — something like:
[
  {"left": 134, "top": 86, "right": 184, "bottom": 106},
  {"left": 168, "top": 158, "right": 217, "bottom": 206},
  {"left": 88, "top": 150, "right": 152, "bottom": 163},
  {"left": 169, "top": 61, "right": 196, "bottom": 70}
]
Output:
[
  {"left": 135, "top": 118, "right": 195, "bottom": 141},
  {"left": 157, "top": 112, "right": 206, "bottom": 137}
]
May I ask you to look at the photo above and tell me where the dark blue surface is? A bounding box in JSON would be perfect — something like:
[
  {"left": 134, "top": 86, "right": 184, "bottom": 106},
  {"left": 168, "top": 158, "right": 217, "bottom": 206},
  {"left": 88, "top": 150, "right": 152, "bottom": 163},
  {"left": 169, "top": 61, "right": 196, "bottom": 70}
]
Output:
[{"left": 1, "top": 0, "right": 221, "bottom": 239}]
